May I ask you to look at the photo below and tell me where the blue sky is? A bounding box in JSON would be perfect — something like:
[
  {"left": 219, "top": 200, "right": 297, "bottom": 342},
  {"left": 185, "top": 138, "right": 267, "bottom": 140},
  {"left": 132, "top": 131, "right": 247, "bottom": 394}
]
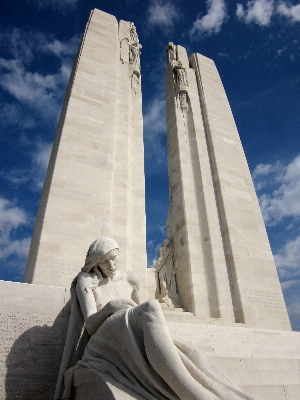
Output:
[{"left": 0, "top": 0, "right": 300, "bottom": 330}]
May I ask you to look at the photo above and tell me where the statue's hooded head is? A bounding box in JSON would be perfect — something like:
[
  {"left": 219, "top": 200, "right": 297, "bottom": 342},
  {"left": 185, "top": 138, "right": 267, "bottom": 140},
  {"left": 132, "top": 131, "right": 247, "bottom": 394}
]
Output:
[
  {"left": 162, "top": 239, "right": 170, "bottom": 247},
  {"left": 82, "top": 237, "right": 119, "bottom": 273}
]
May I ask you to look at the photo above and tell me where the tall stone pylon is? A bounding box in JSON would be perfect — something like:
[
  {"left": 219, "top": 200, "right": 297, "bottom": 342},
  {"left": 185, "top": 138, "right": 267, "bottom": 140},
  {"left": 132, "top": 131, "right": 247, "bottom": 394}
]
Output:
[
  {"left": 166, "top": 44, "right": 291, "bottom": 330},
  {"left": 24, "top": 9, "right": 147, "bottom": 298}
]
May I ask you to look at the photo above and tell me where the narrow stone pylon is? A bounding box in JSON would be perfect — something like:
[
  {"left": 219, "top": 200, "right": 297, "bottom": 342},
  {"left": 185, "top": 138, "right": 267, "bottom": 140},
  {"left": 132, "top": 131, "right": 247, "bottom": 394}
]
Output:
[
  {"left": 24, "top": 9, "right": 147, "bottom": 299},
  {"left": 166, "top": 44, "right": 290, "bottom": 330}
]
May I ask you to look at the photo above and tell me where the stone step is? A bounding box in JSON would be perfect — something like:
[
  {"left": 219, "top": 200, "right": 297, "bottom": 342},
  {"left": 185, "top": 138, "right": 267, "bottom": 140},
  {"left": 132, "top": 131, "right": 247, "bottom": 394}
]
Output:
[
  {"left": 163, "top": 311, "right": 197, "bottom": 319},
  {"left": 163, "top": 311, "right": 228, "bottom": 322},
  {"left": 172, "top": 332, "right": 300, "bottom": 346},
  {"left": 167, "top": 322, "right": 300, "bottom": 361},
  {"left": 228, "top": 368, "right": 300, "bottom": 385},
  {"left": 207, "top": 357, "right": 300, "bottom": 386},
  {"left": 195, "top": 346, "right": 300, "bottom": 359},
  {"left": 199, "top": 343, "right": 300, "bottom": 352},
  {"left": 209, "top": 357, "right": 300, "bottom": 371},
  {"left": 164, "top": 320, "right": 300, "bottom": 398},
  {"left": 240, "top": 384, "right": 300, "bottom": 400}
]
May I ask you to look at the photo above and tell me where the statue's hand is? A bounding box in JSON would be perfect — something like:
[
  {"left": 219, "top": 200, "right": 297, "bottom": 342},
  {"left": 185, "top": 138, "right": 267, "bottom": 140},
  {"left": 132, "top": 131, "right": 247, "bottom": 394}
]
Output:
[
  {"left": 107, "top": 298, "right": 136, "bottom": 314},
  {"left": 85, "top": 299, "right": 136, "bottom": 335}
]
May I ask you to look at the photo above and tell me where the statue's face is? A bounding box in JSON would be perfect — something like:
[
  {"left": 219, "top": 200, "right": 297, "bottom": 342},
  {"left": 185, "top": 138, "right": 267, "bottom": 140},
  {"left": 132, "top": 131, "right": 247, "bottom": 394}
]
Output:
[{"left": 97, "top": 249, "right": 119, "bottom": 278}]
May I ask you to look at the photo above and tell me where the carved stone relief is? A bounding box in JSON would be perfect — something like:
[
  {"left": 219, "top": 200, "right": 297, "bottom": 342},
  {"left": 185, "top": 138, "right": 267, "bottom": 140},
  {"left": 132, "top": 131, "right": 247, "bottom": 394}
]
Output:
[
  {"left": 131, "top": 72, "right": 140, "bottom": 94},
  {"left": 120, "top": 38, "right": 130, "bottom": 64},
  {"left": 166, "top": 43, "right": 189, "bottom": 111},
  {"left": 119, "top": 22, "right": 142, "bottom": 92},
  {"left": 153, "top": 239, "right": 181, "bottom": 307},
  {"left": 166, "top": 42, "right": 176, "bottom": 65}
]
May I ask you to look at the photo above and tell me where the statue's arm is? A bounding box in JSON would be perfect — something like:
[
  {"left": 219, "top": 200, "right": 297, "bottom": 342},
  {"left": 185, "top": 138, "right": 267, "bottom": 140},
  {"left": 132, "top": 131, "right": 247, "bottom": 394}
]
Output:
[
  {"left": 76, "top": 272, "right": 98, "bottom": 320},
  {"left": 84, "top": 300, "right": 135, "bottom": 336},
  {"left": 76, "top": 273, "right": 136, "bottom": 336},
  {"left": 127, "top": 271, "right": 141, "bottom": 305}
]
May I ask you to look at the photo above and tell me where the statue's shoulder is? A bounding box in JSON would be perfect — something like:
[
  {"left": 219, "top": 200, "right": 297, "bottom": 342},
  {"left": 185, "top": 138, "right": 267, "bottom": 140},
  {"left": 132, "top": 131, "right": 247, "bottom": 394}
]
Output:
[
  {"left": 125, "top": 270, "right": 140, "bottom": 288},
  {"left": 76, "top": 271, "right": 94, "bottom": 288}
]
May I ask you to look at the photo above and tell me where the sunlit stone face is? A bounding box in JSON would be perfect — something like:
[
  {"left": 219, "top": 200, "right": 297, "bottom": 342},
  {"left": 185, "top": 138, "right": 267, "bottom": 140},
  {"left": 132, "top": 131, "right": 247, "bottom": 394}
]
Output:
[{"left": 96, "top": 249, "right": 119, "bottom": 278}]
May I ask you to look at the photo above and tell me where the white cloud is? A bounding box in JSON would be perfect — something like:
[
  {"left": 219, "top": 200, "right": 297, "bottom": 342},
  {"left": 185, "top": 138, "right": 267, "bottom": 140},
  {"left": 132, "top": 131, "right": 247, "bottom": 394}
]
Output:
[
  {"left": 0, "top": 29, "right": 79, "bottom": 123},
  {"left": 1, "top": 140, "right": 52, "bottom": 190},
  {"left": 190, "top": 0, "right": 228, "bottom": 37},
  {"left": 143, "top": 97, "right": 167, "bottom": 173},
  {"left": 33, "top": 142, "right": 52, "bottom": 171},
  {"left": 281, "top": 279, "right": 300, "bottom": 290},
  {"left": 0, "top": 237, "right": 31, "bottom": 260},
  {"left": 143, "top": 98, "right": 166, "bottom": 135},
  {"left": 275, "top": 235, "right": 300, "bottom": 278},
  {"left": 42, "top": 36, "right": 80, "bottom": 58},
  {"left": 287, "top": 301, "right": 300, "bottom": 317},
  {"left": 31, "top": 142, "right": 52, "bottom": 189},
  {"left": 252, "top": 160, "right": 283, "bottom": 190},
  {"left": 236, "top": 0, "right": 300, "bottom": 25},
  {"left": 236, "top": 0, "right": 275, "bottom": 26},
  {"left": 0, "top": 28, "right": 79, "bottom": 65},
  {"left": 0, "top": 198, "right": 28, "bottom": 230},
  {"left": 287, "top": 301, "right": 300, "bottom": 330},
  {"left": 0, "top": 58, "right": 68, "bottom": 119},
  {"left": 0, "top": 198, "right": 31, "bottom": 261},
  {"left": 0, "top": 102, "right": 35, "bottom": 129},
  {"left": 252, "top": 162, "right": 273, "bottom": 178},
  {"left": 254, "top": 155, "right": 300, "bottom": 224},
  {"left": 159, "top": 225, "right": 167, "bottom": 236},
  {"left": 277, "top": 2, "right": 300, "bottom": 22},
  {"left": 147, "top": 239, "right": 161, "bottom": 267},
  {"left": 147, "top": 0, "right": 180, "bottom": 29}
]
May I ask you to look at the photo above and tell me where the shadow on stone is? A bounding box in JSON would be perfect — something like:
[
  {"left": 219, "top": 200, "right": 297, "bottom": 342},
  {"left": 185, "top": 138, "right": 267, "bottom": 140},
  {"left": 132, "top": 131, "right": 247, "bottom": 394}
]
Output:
[{"left": 5, "top": 305, "right": 70, "bottom": 400}]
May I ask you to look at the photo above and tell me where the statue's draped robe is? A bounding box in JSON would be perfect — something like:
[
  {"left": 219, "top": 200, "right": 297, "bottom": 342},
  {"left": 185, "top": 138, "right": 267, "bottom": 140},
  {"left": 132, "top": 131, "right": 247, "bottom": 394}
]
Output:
[
  {"left": 55, "top": 287, "right": 254, "bottom": 400},
  {"left": 156, "top": 246, "right": 178, "bottom": 300}
]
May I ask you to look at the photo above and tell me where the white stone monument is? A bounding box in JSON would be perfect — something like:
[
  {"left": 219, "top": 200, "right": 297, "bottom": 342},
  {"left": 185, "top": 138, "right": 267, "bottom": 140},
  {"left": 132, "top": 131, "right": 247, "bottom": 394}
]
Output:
[
  {"left": 0, "top": 9, "right": 299, "bottom": 400},
  {"left": 0, "top": 9, "right": 148, "bottom": 399},
  {"left": 165, "top": 42, "right": 291, "bottom": 331},
  {"left": 162, "top": 43, "right": 300, "bottom": 399},
  {"left": 23, "top": 9, "right": 147, "bottom": 300}
]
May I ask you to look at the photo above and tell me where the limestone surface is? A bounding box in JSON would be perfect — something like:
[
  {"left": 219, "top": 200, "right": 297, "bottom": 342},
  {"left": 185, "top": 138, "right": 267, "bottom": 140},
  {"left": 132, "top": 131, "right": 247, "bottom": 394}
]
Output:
[
  {"left": 23, "top": 9, "right": 147, "bottom": 298},
  {"left": 166, "top": 44, "right": 291, "bottom": 331},
  {"left": 0, "top": 279, "right": 299, "bottom": 400},
  {"left": 55, "top": 238, "right": 256, "bottom": 400}
]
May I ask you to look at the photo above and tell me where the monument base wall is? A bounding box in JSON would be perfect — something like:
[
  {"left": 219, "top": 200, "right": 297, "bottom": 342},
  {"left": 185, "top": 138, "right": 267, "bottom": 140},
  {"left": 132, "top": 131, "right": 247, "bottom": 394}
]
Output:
[
  {"left": 0, "top": 281, "right": 70, "bottom": 400},
  {"left": 0, "top": 280, "right": 299, "bottom": 400},
  {"left": 166, "top": 312, "right": 300, "bottom": 400}
]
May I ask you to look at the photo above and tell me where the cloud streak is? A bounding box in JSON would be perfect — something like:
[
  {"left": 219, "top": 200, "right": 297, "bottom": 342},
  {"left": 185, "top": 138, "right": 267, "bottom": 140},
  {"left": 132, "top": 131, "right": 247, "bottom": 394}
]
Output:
[
  {"left": 0, "top": 29, "right": 79, "bottom": 124},
  {"left": 147, "top": 0, "right": 180, "bottom": 30},
  {"left": 277, "top": 1, "right": 300, "bottom": 22},
  {"left": 143, "top": 96, "right": 167, "bottom": 174},
  {"left": 253, "top": 155, "right": 300, "bottom": 225},
  {"left": 0, "top": 198, "right": 31, "bottom": 262},
  {"left": 236, "top": 0, "right": 275, "bottom": 26},
  {"left": 1, "top": 140, "right": 52, "bottom": 190},
  {"left": 190, "top": 0, "right": 228, "bottom": 37},
  {"left": 275, "top": 235, "right": 300, "bottom": 279},
  {"left": 253, "top": 155, "right": 300, "bottom": 299},
  {"left": 237, "top": 0, "right": 300, "bottom": 26}
]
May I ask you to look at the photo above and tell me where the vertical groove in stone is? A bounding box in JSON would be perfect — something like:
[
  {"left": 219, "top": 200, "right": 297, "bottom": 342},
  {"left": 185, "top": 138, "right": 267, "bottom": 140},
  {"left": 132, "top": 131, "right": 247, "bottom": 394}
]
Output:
[
  {"left": 184, "top": 104, "right": 220, "bottom": 318},
  {"left": 190, "top": 54, "right": 245, "bottom": 323},
  {"left": 166, "top": 65, "right": 193, "bottom": 313}
]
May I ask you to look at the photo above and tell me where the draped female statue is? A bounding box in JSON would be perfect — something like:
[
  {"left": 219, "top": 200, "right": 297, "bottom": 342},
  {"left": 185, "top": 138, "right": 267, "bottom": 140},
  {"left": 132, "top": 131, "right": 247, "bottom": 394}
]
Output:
[
  {"left": 154, "top": 239, "right": 180, "bottom": 307},
  {"left": 55, "top": 237, "right": 254, "bottom": 400}
]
